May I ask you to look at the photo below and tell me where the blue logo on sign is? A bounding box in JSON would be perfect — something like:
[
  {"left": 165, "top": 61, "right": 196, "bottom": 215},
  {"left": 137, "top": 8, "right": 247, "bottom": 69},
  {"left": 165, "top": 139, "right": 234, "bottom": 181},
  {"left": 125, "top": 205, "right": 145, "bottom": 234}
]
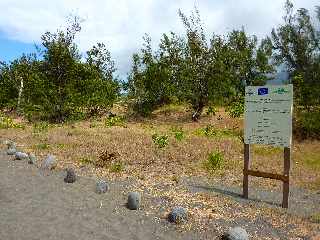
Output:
[{"left": 258, "top": 88, "right": 268, "bottom": 95}]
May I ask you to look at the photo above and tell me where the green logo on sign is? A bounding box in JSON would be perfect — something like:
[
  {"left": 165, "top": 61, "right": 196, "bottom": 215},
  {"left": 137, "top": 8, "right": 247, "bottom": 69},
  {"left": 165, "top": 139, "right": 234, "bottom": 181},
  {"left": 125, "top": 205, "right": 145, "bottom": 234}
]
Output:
[{"left": 273, "top": 88, "right": 289, "bottom": 94}]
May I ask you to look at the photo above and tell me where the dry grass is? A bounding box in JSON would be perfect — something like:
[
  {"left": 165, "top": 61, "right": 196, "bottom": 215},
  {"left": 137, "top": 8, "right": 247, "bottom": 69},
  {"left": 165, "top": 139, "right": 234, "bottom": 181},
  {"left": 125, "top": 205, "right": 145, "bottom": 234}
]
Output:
[{"left": 1, "top": 106, "right": 320, "bottom": 239}]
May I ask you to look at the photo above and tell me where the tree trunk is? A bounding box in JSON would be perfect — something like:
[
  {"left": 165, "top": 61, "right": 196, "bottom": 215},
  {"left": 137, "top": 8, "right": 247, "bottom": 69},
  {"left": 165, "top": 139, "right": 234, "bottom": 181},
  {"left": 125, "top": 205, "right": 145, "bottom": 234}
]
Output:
[
  {"left": 17, "top": 76, "right": 24, "bottom": 113},
  {"left": 192, "top": 100, "right": 205, "bottom": 121}
]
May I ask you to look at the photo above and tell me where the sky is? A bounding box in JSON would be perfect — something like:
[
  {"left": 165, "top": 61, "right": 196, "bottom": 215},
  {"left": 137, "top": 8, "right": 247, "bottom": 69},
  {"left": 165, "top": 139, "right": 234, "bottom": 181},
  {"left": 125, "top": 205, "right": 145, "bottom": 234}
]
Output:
[{"left": 0, "top": 0, "right": 319, "bottom": 80}]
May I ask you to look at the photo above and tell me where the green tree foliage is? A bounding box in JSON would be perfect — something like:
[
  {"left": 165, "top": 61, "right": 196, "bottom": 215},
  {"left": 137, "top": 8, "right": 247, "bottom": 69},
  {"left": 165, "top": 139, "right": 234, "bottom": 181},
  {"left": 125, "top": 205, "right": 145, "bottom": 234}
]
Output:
[
  {"left": 83, "top": 42, "right": 119, "bottom": 117},
  {"left": 270, "top": 1, "right": 320, "bottom": 139},
  {"left": 0, "top": 61, "right": 18, "bottom": 109},
  {"left": 0, "top": 16, "right": 119, "bottom": 122},
  {"left": 270, "top": 0, "right": 320, "bottom": 108},
  {"left": 127, "top": 34, "right": 182, "bottom": 116},
  {"left": 128, "top": 8, "right": 274, "bottom": 120}
]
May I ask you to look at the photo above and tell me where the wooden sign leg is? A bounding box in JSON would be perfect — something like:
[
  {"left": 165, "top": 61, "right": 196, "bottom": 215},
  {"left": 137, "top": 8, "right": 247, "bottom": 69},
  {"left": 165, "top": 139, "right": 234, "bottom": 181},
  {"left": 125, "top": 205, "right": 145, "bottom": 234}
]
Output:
[
  {"left": 282, "top": 147, "right": 291, "bottom": 208},
  {"left": 243, "top": 144, "right": 251, "bottom": 199}
]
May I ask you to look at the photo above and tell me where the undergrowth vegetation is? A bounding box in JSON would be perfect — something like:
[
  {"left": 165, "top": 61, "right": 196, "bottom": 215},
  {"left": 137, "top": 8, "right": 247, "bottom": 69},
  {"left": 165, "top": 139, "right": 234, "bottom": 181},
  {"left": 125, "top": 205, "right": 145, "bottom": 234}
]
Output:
[
  {"left": 171, "top": 126, "right": 185, "bottom": 141},
  {"left": 0, "top": 113, "right": 24, "bottom": 129},
  {"left": 203, "top": 151, "right": 225, "bottom": 173},
  {"left": 195, "top": 125, "right": 238, "bottom": 139},
  {"left": 105, "top": 115, "right": 126, "bottom": 128},
  {"left": 152, "top": 134, "right": 169, "bottom": 148}
]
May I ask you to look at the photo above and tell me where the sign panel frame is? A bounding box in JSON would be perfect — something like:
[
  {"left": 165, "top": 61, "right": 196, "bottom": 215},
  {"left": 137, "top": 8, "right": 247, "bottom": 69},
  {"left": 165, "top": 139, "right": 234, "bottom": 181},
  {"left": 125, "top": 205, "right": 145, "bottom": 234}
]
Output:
[
  {"left": 242, "top": 85, "right": 293, "bottom": 208},
  {"left": 244, "top": 85, "right": 293, "bottom": 148}
]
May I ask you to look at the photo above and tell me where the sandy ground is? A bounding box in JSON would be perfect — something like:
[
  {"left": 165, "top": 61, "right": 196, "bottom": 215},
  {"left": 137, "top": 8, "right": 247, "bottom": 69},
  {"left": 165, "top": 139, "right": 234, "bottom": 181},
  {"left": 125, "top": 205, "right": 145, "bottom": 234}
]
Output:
[
  {"left": 0, "top": 151, "right": 212, "bottom": 240},
  {"left": 1, "top": 149, "right": 320, "bottom": 240}
]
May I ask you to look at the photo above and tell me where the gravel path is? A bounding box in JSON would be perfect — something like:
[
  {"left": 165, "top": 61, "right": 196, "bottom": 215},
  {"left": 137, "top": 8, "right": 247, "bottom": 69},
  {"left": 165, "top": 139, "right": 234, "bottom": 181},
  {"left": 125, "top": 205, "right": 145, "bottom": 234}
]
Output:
[
  {"left": 0, "top": 151, "right": 207, "bottom": 240},
  {"left": 183, "top": 176, "right": 320, "bottom": 220}
]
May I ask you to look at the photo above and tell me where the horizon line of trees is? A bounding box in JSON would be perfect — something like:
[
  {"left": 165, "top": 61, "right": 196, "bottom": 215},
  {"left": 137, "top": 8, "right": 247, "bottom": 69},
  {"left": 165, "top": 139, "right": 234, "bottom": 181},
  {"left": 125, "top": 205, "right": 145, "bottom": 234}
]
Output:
[{"left": 0, "top": 0, "right": 319, "bottom": 138}]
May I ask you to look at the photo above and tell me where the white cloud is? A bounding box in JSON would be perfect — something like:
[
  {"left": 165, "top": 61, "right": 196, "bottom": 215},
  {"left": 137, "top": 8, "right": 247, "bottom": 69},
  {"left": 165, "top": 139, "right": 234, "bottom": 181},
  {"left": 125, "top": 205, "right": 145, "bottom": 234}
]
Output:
[{"left": 0, "top": 0, "right": 319, "bottom": 78}]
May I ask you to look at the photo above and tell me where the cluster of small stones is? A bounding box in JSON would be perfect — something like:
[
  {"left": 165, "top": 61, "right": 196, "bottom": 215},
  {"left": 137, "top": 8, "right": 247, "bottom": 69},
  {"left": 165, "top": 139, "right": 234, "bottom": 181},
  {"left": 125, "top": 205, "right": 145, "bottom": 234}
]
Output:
[
  {"left": 2, "top": 140, "right": 249, "bottom": 237},
  {"left": 4, "top": 140, "right": 35, "bottom": 164}
]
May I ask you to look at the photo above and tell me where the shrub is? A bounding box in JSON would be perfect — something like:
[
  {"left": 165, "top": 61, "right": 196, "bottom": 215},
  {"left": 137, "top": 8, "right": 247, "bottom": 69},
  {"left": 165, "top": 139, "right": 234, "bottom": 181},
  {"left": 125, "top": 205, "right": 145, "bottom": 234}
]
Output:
[
  {"left": 206, "top": 106, "right": 217, "bottom": 116},
  {"left": 32, "top": 122, "right": 50, "bottom": 134},
  {"left": 105, "top": 116, "right": 126, "bottom": 127},
  {"left": 203, "top": 125, "right": 218, "bottom": 137},
  {"left": 0, "top": 113, "right": 24, "bottom": 129},
  {"left": 152, "top": 134, "right": 169, "bottom": 148},
  {"left": 110, "top": 162, "right": 125, "bottom": 173},
  {"left": 171, "top": 126, "right": 185, "bottom": 141},
  {"left": 226, "top": 101, "right": 244, "bottom": 118},
  {"left": 294, "top": 110, "right": 320, "bottom": 140},
  {"left": 203, "top": 151, "right": 224, "bottom": 172}
]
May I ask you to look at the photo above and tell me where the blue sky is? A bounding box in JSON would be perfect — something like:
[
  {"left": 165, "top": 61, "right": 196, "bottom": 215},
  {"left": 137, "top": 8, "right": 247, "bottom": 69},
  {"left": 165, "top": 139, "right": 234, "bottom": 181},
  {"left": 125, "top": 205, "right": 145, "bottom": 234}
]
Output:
[
  {"left": 0, "top": 0, "right": 319, "bottom": 79},
  {"left": 0, "top": 33, "right": 36, "bottom": 63}
]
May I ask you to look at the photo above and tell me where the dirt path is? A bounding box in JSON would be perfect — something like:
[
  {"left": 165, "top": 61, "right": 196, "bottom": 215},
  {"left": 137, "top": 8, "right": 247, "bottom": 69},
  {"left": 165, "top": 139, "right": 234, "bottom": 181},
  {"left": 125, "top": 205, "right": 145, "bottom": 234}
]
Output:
[
  {"left": 0, "top": 151, "right": 209, "bottom": 240},
  {"left": 183, "top": 176, "right": 320, "bottom": 219}
]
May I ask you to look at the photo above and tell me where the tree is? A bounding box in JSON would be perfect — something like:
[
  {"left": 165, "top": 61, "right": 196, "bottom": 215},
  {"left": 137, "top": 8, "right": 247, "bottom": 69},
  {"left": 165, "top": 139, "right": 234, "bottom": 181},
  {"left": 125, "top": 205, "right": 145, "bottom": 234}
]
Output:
[
  {"left": 179, "top": 9, "right": 273, "bottom": 120},
  {"left": 270, "top": 0, "right": 320, "bottom": 108},
  {"left": 178, "top": 8, "right": 211, "bottom": 120},
  {"left": 0, "top": 61, "right": 18, "bottom": 109},
  {"left": 86, "top": 42, "right": 116, "bottom": 80},
  {"left": 0, "top": 15, "right": 120, "bottom": 122},
  {"left": 127, "top": 34, "right": 180, "bottom": 116},
  {"left": 127, "top": 8, "right": 274, "bottom": 120},
  {"left": 84, "top": 43, "right": 119, "bottom": 116}
]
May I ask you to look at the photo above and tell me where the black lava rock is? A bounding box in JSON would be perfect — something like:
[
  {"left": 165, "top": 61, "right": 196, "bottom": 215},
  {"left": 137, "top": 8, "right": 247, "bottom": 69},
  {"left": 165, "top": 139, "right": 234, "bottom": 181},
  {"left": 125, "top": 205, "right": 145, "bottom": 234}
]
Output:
[
  {"left": 64, "top": 168, "right": 76, "bottom": 183},
  {"left": 127, "top": 192, "right": 141, "bottom": 210},
  {"left": 168, "top": 207, "right": 188, "bottom": 224},
  {"left": 96, "top": 180, "right": 109, "bottom": 194}
]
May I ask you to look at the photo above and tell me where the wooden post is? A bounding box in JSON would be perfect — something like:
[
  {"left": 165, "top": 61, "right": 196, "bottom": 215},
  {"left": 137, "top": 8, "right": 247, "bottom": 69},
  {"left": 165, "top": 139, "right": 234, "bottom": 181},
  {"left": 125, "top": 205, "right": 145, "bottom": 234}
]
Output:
[
  {"left": 243, "top": 144, "right": 250, "bottom": 199},
  {"left": 282, "top": 147, "right": 291, "bottom": 208}
]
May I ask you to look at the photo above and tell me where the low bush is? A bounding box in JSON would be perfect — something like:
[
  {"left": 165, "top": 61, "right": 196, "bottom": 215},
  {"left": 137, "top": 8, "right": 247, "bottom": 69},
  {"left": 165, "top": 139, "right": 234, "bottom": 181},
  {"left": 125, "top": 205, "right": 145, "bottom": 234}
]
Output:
[
  {"left": 96, "top": 150, "right": 120, "bottom": 168},
  {"left": 294, "top": 110, "right": 320, "bottom": 140},
  {"left": 226, "top": 101, "right": 244, "bottom": 118},
  {"left": 152, "top": 134, "right": 169, "bottom": 148},
  {"left": 105, "top": 115, "right": 126, "bottom": 127},
  {"left": 206, "top": 106, "right": 217, "bottom": 116},
  {"left": 171, "top": 126, "right": 185, "bottom": 141},
  {"left": 0, "top": 113, "right": 24, "bottom": 129},
  {"left": 203, "top": 151, "right": 224, "bottom": 172},
  {"left": 32, "top": 122, "right": 50, "bottom": 134},
  {"left": 109, "top": 162, "right": 125, "bottom": 173},
  {"left": 195, "top": 125, "right": 236, "bottom": 138}
]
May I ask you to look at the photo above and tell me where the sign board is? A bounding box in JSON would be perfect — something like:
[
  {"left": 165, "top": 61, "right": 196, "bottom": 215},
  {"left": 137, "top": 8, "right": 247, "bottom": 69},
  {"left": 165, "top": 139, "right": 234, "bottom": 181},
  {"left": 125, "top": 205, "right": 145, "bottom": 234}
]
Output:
[{"left": 244, "top": 85, "right": 293, "bottom": 147}]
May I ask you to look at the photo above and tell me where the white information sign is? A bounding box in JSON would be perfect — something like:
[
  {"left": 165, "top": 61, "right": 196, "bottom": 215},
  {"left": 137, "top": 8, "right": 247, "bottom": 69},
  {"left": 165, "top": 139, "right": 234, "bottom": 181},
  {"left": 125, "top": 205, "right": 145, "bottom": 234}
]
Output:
[{"left": 244, "top": 85, "right": 293, "bottom": 147}]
